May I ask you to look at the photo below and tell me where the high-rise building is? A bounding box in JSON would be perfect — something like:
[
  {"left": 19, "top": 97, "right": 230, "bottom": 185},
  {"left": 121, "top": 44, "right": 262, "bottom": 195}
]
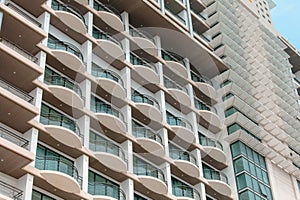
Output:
[{"left": 0, "top": 0, "right": 299, "bottom": 199}]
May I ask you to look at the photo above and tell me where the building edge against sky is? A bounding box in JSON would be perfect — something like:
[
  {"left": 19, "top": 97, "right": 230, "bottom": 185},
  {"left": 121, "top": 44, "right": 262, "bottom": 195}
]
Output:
[{"left": 0, "top": 0, "right": 300, "bottom": 200}]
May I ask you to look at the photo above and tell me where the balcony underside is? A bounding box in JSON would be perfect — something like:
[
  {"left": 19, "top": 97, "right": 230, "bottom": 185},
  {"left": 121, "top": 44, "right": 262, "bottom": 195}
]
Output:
[
  {"left": 0, "top": 3, "right": 46, "bottom": 54},
  {"left": 94, "top": 152, "right": 127, "bottom": 172},
  {"left": 47, "top": 9, "right": 87, "bottom": 44},
  {"left": 0, "top": 42, "right": 42, "bottom": 92},
  {"left": 0, "top": 88, "right": 38, "bottom": 133},
  {"left": 0, "top": 137, "right": 34, "bottom": 178},
  {"left": 131, "top": 104, "right": 163, "bottom": 131},
  {"left": 131, "top": 65, "right": 160, "bottom": 93}
]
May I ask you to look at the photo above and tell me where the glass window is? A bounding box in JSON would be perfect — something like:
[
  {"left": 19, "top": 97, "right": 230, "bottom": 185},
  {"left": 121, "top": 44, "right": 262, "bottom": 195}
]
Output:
[
  {"left": 222, "top": 93, "right": 234, "bottom": 101},
  {"left": 32, "top": 190, "right": 55, "bottom": 200},
  {"left": 88, "top": 170, "right": 120, "bottom": 199},
  {"left": 234, "top": 157, "right": 249, "bottom": 173},
  {"left": 225, "top": 107, "right": 238, "bottom": 117},
  {"left": 239, "top": 190, "right": 255, "bottom": 200},
  {"left": 172, "top": 177, "right": 193, "bottom": 198},
  {"left": 134, "top": 194, "right": 147, "bottom": 200},
  {"left": 231, "top": 142, "right": 272, "bottom": 200}
]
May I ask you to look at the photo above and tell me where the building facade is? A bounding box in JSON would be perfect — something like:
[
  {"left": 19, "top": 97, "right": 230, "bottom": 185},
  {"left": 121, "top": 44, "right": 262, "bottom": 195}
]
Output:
[{"left": 0, "top": 0, "right": 299, "bottom": 200}]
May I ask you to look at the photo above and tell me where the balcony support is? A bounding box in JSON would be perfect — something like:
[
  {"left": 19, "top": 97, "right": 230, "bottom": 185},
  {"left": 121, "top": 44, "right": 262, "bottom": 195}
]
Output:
[
  {"left": 75, "top": 155, "right": 89, "bottom": 193},
  {"left": 120, "top": 178, "right": 134, "bottom": 200},
  {"left": 17, "top": 174, "right": 34, "bottom": 200},
  {"left": 121, "top": 140, "right": 132, "bottom": 173}
]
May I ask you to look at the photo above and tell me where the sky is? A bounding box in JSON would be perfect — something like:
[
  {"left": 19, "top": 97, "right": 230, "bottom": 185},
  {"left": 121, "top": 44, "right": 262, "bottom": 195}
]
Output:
[{"left": 271, "top": 0, "right": 300, "bottom": 50}]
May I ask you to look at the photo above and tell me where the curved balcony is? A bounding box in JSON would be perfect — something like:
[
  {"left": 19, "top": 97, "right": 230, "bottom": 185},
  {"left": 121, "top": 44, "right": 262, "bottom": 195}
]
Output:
[
  {"left": 36, "top": 156, "right": 82, "bottom": 194},
  {"left": 91, "top": 68, "right": 126, "bottom": 100},
  {"left": 194, "top": 98, "right": 220, "bottom": 131},
  {"left": 90, "top": 140, "right": 127, "bottom": 172},
  {"left": 89, "top": 182, "right": 126, "bottom": 200},
  {"left": 93, "top": 1, "right": 124, "bottom": 32},
  {"left": 93, "top": 26, "right": 125, "bottom": 61},
  {"left": 164, "top": 77, "right": 191, "bottom": 114},
  {"left": 203, "top": 168, "right": 231, "bottom": 197},
  {"left": 173, "top": 186, "right": 201, "bottom": 200},
  {"left": 132, "top": 126, "right": 164, "bottom": 156},
  {"left": 200, "top": 136, "right": 227, "bottom": 169},
  {"left": 48, "top": 39, "right": 84, "bottom": 72},
  {"left": 92, "top": 102, "right": 127, "bottom": 134},
  {"left": 129, "top": 25, "right": 157, "bottom": 57},
  {"left": 134, "top": 164, "right": 167, "bottom": 194},
  {"left": 170, "top": 149, "right": 199, "bottom": 178},
  {"left": 130, "top": 52, "right": 159, "bottom": 88},
  {"left": 52, "top": 0, "right": 87, "bottom": 34},
  {"left": 44, "top": 75, "right": 84, "bottom": 109},
  {"left": 191, "top": 71, "right": 217, "bottom": 104},
  {"left": 132, "top": 93, "right": 163, "bottom": 125},
  {"left": 167, "top": 117, "right": 195, "bottom": 144},
  {"left": 197, "top": 110, "right": 221, "bottom": 132},
  {"left": 162, "top": 50, "right": 188, "bottom": 81},
  {"left": 40, "top": 113, "right": 83, "bottom": 149}
]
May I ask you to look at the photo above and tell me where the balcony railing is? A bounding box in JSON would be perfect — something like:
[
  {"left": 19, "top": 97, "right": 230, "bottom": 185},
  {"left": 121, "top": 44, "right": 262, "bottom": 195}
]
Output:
[
  {"left": 133, "top": 163, "right": 166, "bottom": 184},
  {"left": 92, "top": 26, "right": 123, "bottom": 48},
  {"left": 0, "top": 37, "right": 38, "bottom": 63},
  {"left": 167, "top": 116, "right": 193, "bottom": 132},
  {"left": 35, "top": 156, "right": 82, "bottom": 186},
  {"left": 91, "top": 67, "right": 124, "bottom": 88},
  {"left": 173, "top": 185, "right": 201, "bottom": 200},
  {"left": 0, "top": 180, "right": 23, "bottom": 200},
  {"left": 130, "top": 52, "right": 157, "bottom": 72},
  {"left": 88, "top": 182, "right": 126, "bottom": 200},
  {"left": 0, "top": 78, "right": 34, "bottom": 103},
  {"left": 164, "top": 76, "right": 188, "bottom": 94},
  {"left": 132, "top": 126, "right": 163, "bottom": 145},
  {"left": 5, "top": 1, "right": 41, "bottom": 27},
  {"left": 89, "top": 139, "right": 127, "bottom": 163},
  {"left": 161, "top": 49, "right": 185, "bottom": 67},
  {"left": 194, "top": 98, "right": 217, "bottom": 114},
  {"left": 199, "top": 135, "right": 223, "bottom": 150},
  {"left": 94, "top": 0, "right": 122, "bottom": 19},
  {"left": 132, "top": 92, "right": 160, "bottom": 110},
  {"left": 129, "top": 24, "right": 155, "bottom": 43},
  {"left": 52, "top": 0, "right": 86, "bottom": 27},
  {"left": 40, "top": 113, "right": 84, "bottom": 141},
  {"left": 92, "top": 99, "right": 126, "bottom": 124},
  {"left": 47, "top": 39, "right": 84, "bottom": 62},
  {"left": 44, "top": 75, "right": 84, "bottom": 101},
  {"left": 203, "top": 168, "right": 229, "bottom": 184},
  {"left": 169, "top": 148, "right": 198, "bottom": 166},
  {"left": 0, "top": 126, "right": 29, "bottom": 149},
  {"left": 164, "top": 5, "right": 186, "bottom": 24},
  {"left": 190, "top": 70, "right": 213, "bottom": 86}
]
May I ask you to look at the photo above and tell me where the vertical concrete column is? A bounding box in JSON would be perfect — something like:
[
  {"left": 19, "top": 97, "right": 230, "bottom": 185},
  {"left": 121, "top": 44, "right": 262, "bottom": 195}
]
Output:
[
  {"left": 154, "top": 36, "right": 172, "bottom": 195},
  {"left": 121, "top": 12, "right": 129, "bottom": 33},
  {"left": 85, "top": 11, "right": 93, "bottom": 36},
  {"left": 121, "top": 37, "right": 132, "bottom": 134},
  {"left": 121, "top": 140, "right": 133, "bottom": 173},
  {"left": 75, "top": 155, "right": 89, "bottom": 192},
  {"left": 160, "top": 0, "right": 165, "bottom": 14},
  {"left": 17, "top": 174, "right": 34, "bottom": 200},
  {"left": 195, "top": 182, "right": 206, "bottom": 200},
  {"left": 121, "top": 175, "right": 134, "bottom": 200},
  {"left": 185, "top": 0, "right": 194, "bottom": 36},
  {"left": 161, "top": 162, "right": 172, "bottom": 194},
  {"left": 77, "top": 115, "right": 90, "bottom": 148},
  {"left": 81, "top": 40, "right": 93, "bottom": 108}
]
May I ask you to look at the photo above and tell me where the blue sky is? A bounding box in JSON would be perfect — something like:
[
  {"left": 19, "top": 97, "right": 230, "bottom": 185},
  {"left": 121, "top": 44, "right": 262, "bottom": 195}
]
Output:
[{"left": 271, "top": 0, "right": 300, "bottom": 50}]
